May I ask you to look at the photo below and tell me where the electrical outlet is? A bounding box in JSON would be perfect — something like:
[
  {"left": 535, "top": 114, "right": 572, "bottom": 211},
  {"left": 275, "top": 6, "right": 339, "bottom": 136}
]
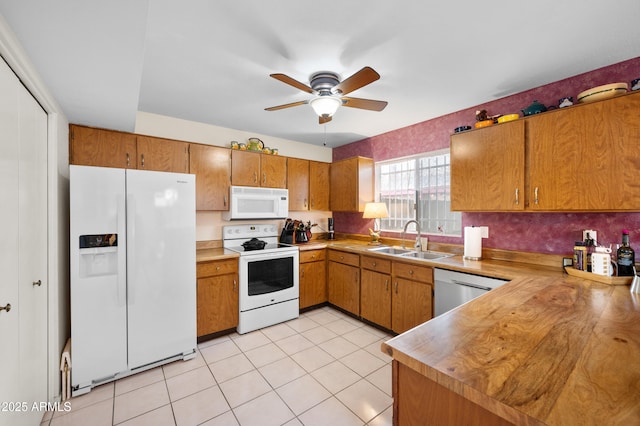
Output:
[
  {"left": 583, "top": 230, "right": 597, "bottom": 245},
  {"left": 563, "top": 257, "right": 573, "bottom": 268}
]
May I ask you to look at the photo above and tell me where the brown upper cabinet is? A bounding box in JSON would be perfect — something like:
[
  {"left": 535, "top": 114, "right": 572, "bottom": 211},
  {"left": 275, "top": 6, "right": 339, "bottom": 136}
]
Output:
[
  {"left": 136, "top": 135, "right": 189, "bottom": 173},
  {"left": 526, "top": 92, "right": 640, "bottom": 211},
  {"left": 231, "top": 150, "right": 287, "bottom": 188},
  {"left": 450, "top": 91, "right": 640, "bottom": 212},
  {"left": 70, "top": 125, "right": 138, "bottom": 168},
  {"left": 189, "top": 144, "right": 231, "bottom": 211},
  {"left": 288, "top": 158, "right": 330, "bottom": 211},
  {"left": 450, "top": 120, "right": 525, "bottom": 211},
  {"left": 70, "top": 124, "right": 189, "bottom": 173},
  {"left": 330, "top": 156, "right": 374, "bottom": 212}
]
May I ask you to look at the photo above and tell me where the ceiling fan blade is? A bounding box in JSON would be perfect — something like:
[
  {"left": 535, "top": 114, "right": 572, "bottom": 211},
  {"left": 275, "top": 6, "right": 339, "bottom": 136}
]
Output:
[
  {"left": 319, "top": 115, "right": 332, "bottom": 124},
  {"left": 333, "top": 66, "right": 380, "bottom": 95},
  {"left": 341, "top": 97, "right": 388, "bottom": 111},
  {"left": 270, "top": 73, "right": 315, "bottom": 94},
  {"left": 264, "top": 100, "right": 308, "bottom": 111}
]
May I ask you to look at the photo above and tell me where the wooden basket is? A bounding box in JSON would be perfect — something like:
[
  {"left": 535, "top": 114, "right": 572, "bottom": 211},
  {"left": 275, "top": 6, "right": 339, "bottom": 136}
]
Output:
[{"left": 564, "top": 267, "right": 633, "bottom": 286}]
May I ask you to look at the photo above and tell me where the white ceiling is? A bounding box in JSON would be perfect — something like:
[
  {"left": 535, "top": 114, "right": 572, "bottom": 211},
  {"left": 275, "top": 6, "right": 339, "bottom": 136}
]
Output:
[{"left": 1, "top": 1, "right": 639, "bottom": 147}]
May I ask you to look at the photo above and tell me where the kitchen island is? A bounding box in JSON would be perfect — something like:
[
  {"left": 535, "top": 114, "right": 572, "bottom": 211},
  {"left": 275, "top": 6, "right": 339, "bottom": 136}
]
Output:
[{"left": 382, "top": 273, "right": 640, "bottom": 425}]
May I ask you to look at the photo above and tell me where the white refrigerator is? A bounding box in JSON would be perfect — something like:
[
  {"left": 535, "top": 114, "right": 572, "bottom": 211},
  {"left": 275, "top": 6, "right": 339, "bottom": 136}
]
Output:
[{"left": 70, "top": 165, "right": 196, "bottom": 396}]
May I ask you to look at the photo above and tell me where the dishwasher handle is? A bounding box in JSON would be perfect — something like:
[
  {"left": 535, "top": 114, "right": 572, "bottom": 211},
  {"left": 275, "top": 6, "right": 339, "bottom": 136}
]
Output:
[{"left": 451, "top": 279, "right": 492, "bottom": 292}]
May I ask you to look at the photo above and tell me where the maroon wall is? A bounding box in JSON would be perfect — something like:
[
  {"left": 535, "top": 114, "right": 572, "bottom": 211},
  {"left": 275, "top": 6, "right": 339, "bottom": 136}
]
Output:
[{"left": 333, "top": 57, "right": 640, "bottom": 255}]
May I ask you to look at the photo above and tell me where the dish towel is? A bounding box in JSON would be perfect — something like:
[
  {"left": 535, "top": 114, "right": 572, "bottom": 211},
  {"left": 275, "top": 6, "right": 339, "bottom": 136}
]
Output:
[{"left": 60, "top": 338, "right": 71, "bottom": 401}]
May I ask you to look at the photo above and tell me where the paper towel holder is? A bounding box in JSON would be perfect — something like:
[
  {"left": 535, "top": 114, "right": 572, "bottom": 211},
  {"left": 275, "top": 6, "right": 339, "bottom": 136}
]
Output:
[{"left": 463, "top": 226, "right": 488, "bottom": 261}]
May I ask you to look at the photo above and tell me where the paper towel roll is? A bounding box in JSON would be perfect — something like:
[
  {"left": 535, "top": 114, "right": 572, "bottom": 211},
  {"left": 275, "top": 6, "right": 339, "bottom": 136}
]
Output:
[{"left": 464, "top": 226, "right": 483, "bottom": 260}]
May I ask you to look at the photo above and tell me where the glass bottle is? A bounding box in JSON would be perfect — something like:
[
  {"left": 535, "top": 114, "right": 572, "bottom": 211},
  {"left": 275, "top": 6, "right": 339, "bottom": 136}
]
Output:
[
  {"left": 584, "top": 233, "right": 595, "bottom": 272},
  {"left": 616, "top": 230, "right": 635, "bottom": 276}
]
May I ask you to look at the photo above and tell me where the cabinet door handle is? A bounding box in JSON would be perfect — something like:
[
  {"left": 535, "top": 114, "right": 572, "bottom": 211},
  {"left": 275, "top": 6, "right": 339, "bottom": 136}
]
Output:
[
  {"left": 409, "top": 269, "right": 414, "bottom": 275},
  {"left": 253, "top": 172, "right": 258, "bottom": 183},
  {"left": 385, "top": 279, "right": 389, "bottom": 291},
  {"left": 126, "top": 153, "right": 130, "bottom": 167},
  {"left": 515, "top": 187, "right": 519, "bottom": 205},
  {"left": 262, "top": 173, "right": 267, "bottom": 185},
  {"left": 395, "top": 282, "right": 398, "bottom": 294},
  {"left": 233, "top": 279, "right": 237, "bottom": 291},
  {"left": 372, "top": 261, "right": 376, "bottom": 267},
  {"left": 304, "top": 198, "right": 308, "bottom": 208},
  {"left": 224, "top": 195, "right": 227, "bottom": 207},
  {"left": 0, "top": 303, "right": 11, "bottom": 313},
  {"left": 311, "top": 198, "right": 314, "bottom": 208},
  {"left": 141, "top": 154, "right": 145, "bottom": 168},
  {"left": 534, "top": 187, "right": 539, "bottom": 205},
  {"left": 33, "top": 280, "right": 42, "bottom": 287}
]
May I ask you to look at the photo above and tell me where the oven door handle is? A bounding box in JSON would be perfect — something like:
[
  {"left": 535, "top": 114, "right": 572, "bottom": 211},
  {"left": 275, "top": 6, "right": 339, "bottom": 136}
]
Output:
[{"left": 451, "top": 279, "right": 492, "bottom": 292}]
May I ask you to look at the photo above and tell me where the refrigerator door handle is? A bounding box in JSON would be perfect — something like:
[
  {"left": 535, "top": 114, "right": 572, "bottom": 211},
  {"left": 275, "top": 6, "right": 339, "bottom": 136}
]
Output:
[
  {"left": 117, "top": 196, "right": 126, "bottom": 307},
  {"left": 127, "top": 194, "right": 136, "bottom": 305}
]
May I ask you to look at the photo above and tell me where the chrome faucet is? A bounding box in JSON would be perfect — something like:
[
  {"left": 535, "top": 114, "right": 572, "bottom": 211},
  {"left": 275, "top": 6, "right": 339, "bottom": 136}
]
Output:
[{"left": 401, "top": 220, "right": 421, "bottom": 250}]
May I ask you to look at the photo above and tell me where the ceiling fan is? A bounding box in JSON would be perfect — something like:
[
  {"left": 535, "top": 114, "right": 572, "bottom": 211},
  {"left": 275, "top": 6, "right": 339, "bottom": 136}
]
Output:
[{"left": 265, "top": 66, "right": 388, "bottom": 124}]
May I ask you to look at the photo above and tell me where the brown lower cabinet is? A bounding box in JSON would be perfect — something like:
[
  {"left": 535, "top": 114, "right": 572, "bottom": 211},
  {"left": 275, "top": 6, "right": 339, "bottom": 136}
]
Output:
[
  {"left": 391, "top": 261, "right": 433, "bottom": 334},
  {"left": 299, "top": 249, "right": 327, "bottom": 309},
  {"left": 327, "top": 249, "right": 360, "bottom": 316},
  {"left": 327, "top": 249, "right": 434, "bottom": 333},
  {"left": 393, "top": 361, "right": 513, "bottom": 425},
  {"left": 360, "top": 255, "right": 392, "bottom": 329},
  {"left": 196, "top": 258, "right": 238, "bottom": 337}
]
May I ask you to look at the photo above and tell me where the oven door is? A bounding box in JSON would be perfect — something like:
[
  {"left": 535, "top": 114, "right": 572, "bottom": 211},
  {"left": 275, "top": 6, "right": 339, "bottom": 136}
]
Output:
[{"left": 238, "top": 249, "right": 299, "bottom": 311}]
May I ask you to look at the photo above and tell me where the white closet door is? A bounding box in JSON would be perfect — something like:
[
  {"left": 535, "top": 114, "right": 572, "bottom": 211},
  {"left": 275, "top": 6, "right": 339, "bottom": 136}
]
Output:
[
  {"left": 0, "top": 55, "right": 22, "bottom": 425},
  {"left": 17, "top": 64, "right": 48, "bottom": 410},
  {"left": 0, "top": 56, "right": 48, "bottom": 426}
]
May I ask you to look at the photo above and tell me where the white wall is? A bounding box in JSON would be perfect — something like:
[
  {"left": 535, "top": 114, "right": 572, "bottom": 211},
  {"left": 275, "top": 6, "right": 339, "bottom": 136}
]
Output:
[
  {"left": 135, "top": 111, "right": 332, "bottom": 162},
  {"left": 135, "top": 111, "right": 335, "bottom": 241},
  {"left": 0, "top": 15, "right": 69, "bottom": 402}
]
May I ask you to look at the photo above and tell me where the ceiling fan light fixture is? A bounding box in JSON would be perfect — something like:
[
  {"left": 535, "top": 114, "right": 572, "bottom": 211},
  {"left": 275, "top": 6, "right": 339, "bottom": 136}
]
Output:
[{"left": 310, "top": 96, "right": 341, "bottom": 117}]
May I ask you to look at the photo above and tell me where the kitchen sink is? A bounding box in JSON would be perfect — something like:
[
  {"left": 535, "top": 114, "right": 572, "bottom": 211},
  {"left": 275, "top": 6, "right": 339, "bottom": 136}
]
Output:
[
  {"left": 367, "top": 246, "right": 414, "bottom": 255},
  {"left": 367, "top": 246, "right": 453, "bottom": 261},
  {"left": 400, "top": 250, "right": 454, "bottom": 260}
]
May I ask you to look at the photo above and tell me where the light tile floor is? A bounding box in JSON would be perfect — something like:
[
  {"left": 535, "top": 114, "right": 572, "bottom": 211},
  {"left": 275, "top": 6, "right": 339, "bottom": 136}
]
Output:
[{"left": 41, "top": 307, "right": 394, "bottom": 426}]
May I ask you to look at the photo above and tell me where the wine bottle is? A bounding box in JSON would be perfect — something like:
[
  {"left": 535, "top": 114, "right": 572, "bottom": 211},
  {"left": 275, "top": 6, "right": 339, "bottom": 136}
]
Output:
[{"left": 617, "top": 230, "right": 635, "bottom": 276}]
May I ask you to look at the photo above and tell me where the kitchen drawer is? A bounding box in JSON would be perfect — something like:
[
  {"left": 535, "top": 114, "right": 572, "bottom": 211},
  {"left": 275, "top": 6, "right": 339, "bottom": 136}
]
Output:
[
  {"left": 361, "top": 255, "right": 391, "bottom": 274},
  {"left": 197, "top": 258, "right": 238, "bottom": 278},
  {"left": 393, "top": 261, "right": 433, "bottom": 284},
  {"left": 300, "top": 249, "right": 326, "bottom": 263},
  {"left": 327, "top": 249, "right": 360, "bottom": 267}
]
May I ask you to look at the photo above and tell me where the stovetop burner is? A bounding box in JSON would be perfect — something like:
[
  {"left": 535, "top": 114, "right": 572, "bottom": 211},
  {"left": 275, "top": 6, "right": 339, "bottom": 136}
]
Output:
[{"left": 223, "top": 224, "right": 297, "bottom": 255}]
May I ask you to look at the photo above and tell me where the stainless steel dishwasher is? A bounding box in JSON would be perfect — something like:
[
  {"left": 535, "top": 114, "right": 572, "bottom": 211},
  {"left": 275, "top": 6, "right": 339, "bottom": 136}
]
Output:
[{"left": 434, "top": 268, "right": 507, "bottom": 316}]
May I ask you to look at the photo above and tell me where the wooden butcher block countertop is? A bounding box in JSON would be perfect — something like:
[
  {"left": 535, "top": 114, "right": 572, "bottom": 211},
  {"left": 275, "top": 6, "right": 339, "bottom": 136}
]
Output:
[{"left": 382, "top": 273, "right": 640, "bottom": 425}]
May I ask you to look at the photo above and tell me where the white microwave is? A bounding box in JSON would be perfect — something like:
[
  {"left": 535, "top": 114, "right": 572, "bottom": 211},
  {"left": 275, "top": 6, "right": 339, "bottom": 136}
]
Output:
[{"left": 222, "top": 186, "right": 289, "bottom": 220}]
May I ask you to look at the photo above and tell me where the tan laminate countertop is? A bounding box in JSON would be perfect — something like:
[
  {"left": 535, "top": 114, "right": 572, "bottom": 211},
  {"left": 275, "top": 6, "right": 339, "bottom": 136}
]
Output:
[{"left": 382, "top": 272, "right": 640, "bottom": 425}]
